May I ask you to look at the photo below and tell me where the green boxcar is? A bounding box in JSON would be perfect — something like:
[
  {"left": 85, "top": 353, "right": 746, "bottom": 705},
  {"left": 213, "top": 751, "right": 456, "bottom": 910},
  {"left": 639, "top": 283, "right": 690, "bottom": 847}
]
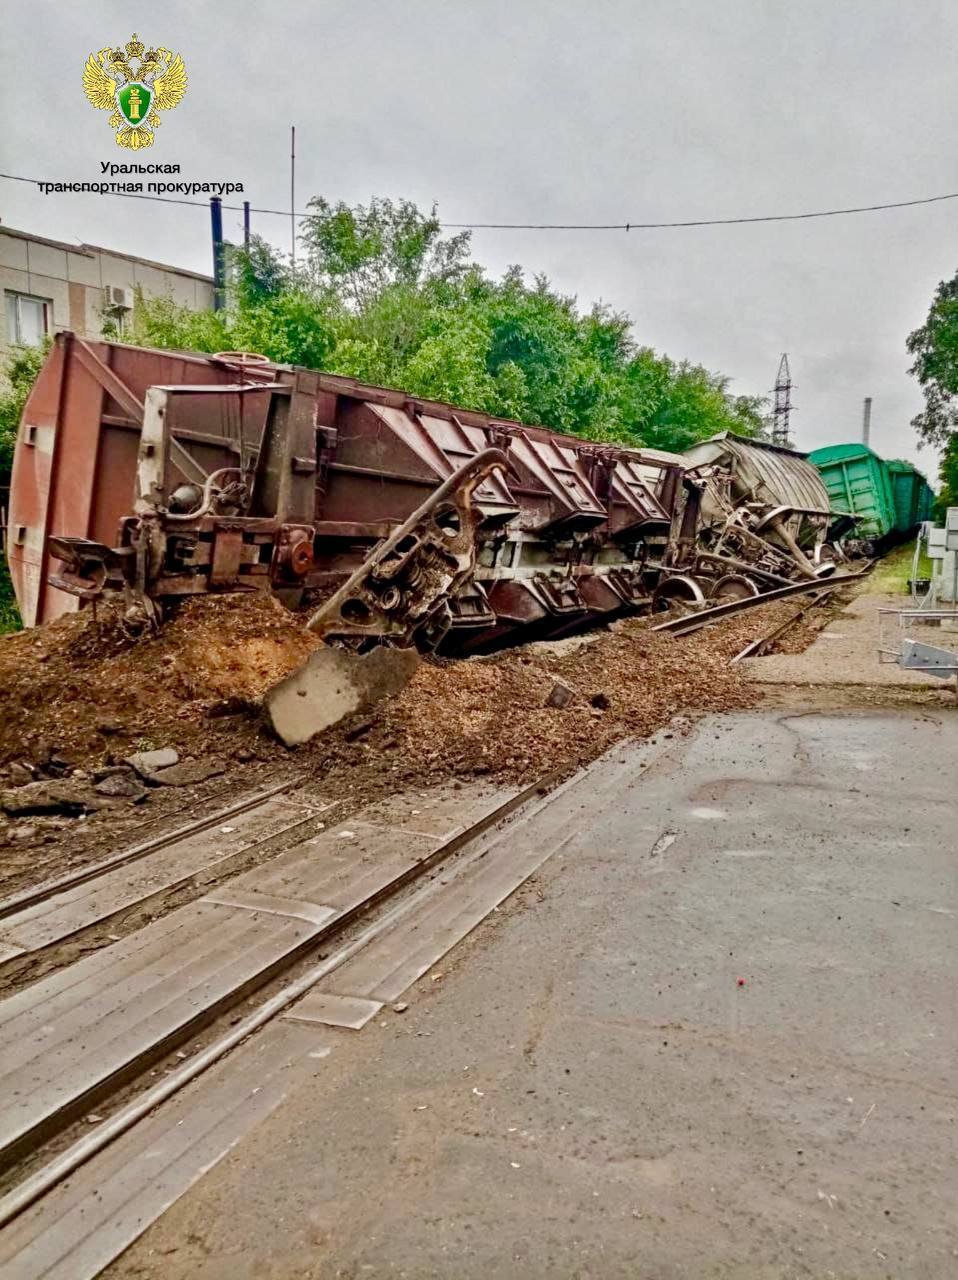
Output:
[
  {"left": 806, "top": 443, "right": 897, "bottom": 544},
  {"left": 885, "top": 459, "right": 935, "bottom": 531}
]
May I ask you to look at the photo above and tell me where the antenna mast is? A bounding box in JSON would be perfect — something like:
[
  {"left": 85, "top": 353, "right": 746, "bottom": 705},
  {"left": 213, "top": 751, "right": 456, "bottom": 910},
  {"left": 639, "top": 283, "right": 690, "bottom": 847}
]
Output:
[{"left": 770, "top": 353, "right": 794, "bottom": 448}]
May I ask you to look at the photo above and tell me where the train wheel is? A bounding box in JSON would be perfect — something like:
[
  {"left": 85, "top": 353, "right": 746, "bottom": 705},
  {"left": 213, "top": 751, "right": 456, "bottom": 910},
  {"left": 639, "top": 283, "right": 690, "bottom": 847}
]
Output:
[
  {"left": 709, "top": 573, "right": 760, "bottom": 602},
  {"left": 652, "top": 574, "right": 706, "bottom": 613}
]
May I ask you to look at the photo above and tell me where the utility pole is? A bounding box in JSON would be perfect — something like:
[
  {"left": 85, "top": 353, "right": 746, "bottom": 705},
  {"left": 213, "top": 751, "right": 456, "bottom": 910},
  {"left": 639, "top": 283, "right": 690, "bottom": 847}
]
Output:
[
  {"left": 243, "top": 200, "right": 251, "bottom": 252},
  {"left": 770, "top": 353, "right": 794, "bottom": 448},
  {"left": 290, "top": 125, "right": 296, "bottom": 273},
  {"left": 209, "top": 196, "right": 225, "bottom": 311},
  {"left": 862, "top": 396, "right": 872, "bottom": 446}
]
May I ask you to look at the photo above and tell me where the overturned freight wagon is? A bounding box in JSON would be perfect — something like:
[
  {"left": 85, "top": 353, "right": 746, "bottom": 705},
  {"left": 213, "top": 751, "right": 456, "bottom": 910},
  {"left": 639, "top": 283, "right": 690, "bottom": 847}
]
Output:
[
  {"left": 8, "top": 334, "right": 697, "bottom": 653},
  {"left": 677, "top": 432, "right": 846, "bottom": 595}
]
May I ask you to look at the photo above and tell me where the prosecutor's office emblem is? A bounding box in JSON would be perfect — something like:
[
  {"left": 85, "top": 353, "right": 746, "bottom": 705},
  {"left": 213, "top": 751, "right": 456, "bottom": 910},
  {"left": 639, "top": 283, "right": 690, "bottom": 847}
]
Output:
[{"left": 83, "top": 33, "right": 187, "bottom": 150}]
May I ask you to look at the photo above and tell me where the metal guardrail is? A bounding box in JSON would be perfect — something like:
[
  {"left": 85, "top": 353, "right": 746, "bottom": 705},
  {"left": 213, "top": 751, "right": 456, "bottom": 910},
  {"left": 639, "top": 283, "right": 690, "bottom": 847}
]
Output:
[{"left": 878, "top": 608, "right": 958, "bottom": 682}]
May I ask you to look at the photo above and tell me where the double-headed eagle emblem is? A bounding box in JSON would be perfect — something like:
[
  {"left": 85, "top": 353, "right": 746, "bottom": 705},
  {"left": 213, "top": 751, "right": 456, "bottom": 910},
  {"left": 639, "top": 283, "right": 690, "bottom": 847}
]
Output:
[{"left": 83, "top": 33, "right": 187, "bottom": 150}]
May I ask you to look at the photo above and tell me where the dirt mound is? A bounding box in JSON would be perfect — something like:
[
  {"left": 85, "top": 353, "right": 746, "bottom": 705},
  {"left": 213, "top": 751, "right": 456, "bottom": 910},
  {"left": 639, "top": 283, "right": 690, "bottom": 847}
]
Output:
[
  {"left": 0, "top": 595, "right": 321, "bottom": 770},
  {"left": 0, "top": 592, "right": 801, "bottom": 781},
  {"left": 378, "top": 623, "right": 750, "bottom": 782},
  {"left": 0, "top": 590, "right": 826, "bottom": 885}
]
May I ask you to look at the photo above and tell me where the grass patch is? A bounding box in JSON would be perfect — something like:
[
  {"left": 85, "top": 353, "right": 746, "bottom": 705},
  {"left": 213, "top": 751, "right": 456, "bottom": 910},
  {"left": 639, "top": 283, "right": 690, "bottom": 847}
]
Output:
[{"left": 868, "top": 540, "right": 932, "bottom": 595}]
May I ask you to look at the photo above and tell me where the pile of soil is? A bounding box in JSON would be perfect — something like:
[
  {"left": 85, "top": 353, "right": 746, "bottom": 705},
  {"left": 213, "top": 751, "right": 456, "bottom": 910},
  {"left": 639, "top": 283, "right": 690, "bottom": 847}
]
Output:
[
  {"left": 0, "top": 594, "right": 321, "bottom": 771},
  {"left": 0, "top": 589, "right": 846, "bottom": 877}
]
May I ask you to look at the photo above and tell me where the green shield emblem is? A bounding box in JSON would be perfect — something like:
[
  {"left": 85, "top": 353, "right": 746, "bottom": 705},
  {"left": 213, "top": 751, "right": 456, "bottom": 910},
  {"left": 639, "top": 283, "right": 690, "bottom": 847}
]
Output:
[{"left": 116, "top": 81, "right": 153, "bottom": 126}]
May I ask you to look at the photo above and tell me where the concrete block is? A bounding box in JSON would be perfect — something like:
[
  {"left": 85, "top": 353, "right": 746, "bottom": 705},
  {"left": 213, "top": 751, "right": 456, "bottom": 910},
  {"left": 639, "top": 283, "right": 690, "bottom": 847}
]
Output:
[{"left": 264, "top": 645, "right": 419, "bottom": 747}]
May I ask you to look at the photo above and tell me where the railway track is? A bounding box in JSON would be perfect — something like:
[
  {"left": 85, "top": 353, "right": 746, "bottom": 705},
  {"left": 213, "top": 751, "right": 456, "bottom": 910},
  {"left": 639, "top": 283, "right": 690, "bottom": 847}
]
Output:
[
  {"left": 0, "top": 781, "right": 327, "bottom": 990},
  {"left": 0, "top": 733, "right": 681, "bottom": 1274},
  {"left": 652, "top": 567, "right": 872, "bottom": 639},
  {"left": 725, "top": 561, "right": 875, "bottom": 664}
]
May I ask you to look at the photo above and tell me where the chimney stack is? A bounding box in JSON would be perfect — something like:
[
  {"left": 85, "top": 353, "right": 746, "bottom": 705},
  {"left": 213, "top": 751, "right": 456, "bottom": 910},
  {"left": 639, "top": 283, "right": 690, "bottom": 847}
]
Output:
[{"left": 862, "top": 397, "right": 872, "bottom": 446}]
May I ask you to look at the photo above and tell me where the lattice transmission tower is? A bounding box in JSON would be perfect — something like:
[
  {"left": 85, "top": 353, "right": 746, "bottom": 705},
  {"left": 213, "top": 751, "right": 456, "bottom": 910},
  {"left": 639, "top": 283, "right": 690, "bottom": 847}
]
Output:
[{"left": 769, "top": 353, "right": 794, "bottom": 447}]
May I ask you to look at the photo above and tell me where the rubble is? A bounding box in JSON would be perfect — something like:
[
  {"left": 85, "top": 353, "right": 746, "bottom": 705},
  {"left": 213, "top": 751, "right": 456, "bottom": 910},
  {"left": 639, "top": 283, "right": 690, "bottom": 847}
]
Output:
[
  {"left": 149, "top": 760, "right": 226, "bottom": 787},
  {"left": 0, "top": 582, "right": 861, "bottom": 881},
  {"left": 124, "top": 748, "right": 179, "bottom": 778},
  {"left": 93, "top": 772, "right": 148, "bottom": 801},
  {"left": 544, "top": 680, "right": 576, "bottom": 709},
  {"left": 0, "top": 593, "right": 321, "bottom": 772},
  {"left": 0, "top": 779, "right": 102, "bottom": 817}
]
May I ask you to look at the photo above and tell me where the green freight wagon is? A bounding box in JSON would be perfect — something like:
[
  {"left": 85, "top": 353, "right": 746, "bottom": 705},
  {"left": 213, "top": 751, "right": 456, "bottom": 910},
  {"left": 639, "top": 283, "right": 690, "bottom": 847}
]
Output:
[
  {"left": 885, "top": 459, "right": 935, "bottom": 531},
  {"left": 808, "top": 443, "right": 935, "bottom": 552},
  {"left": 806, "top": 443, "right": 897, "bottom": 552}
]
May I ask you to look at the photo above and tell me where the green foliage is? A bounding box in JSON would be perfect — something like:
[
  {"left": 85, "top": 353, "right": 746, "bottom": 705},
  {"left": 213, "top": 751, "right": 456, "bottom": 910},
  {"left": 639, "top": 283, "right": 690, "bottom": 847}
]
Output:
[
  {"left": 907, "top": 268, "right": 958, "bottom": 522},
  {"left": 934, "top": 432, "right": 958, "bottom": 520},
  {"left": 0, "top": 343, "right": 44, "bottom": 634},
  {"left": 301, "top": 197, "right": 474, "bottom": 309},
  {"left": 131, "top": 242, "right": 338, "bottom": 372},
  {"left": 132, "top": 200, "right": 765, "bottom": 452},
  {"left": 907, "top": 271, "right": 958, "bottom": 449},
  {"left": 0, "top": 559, "right": 19, "bottom": 634},
  {"left": 1, "top": 341, "right": 49, "bottom": 488}
]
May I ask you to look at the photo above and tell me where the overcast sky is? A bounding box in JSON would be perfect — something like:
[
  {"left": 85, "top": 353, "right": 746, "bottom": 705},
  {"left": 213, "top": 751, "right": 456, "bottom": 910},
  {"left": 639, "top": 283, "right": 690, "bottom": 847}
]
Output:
[{"left": 1, "top": 0, "right": 955, "bottom": 474}]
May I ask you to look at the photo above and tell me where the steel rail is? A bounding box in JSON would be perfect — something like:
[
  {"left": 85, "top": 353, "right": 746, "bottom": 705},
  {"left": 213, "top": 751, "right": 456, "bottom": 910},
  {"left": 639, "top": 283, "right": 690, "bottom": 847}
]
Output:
[
  {"left": 0, "top": 764, "right": 569, "bottom": 1230},
  {"left": 651, "top": 570, "right": 871, "bottom": 637},
  {"left": 0, "top": 778, "right": 300, "bottom": 921},
  {"left": 729, "top": 602, "right": 816, "bottom": 664}
]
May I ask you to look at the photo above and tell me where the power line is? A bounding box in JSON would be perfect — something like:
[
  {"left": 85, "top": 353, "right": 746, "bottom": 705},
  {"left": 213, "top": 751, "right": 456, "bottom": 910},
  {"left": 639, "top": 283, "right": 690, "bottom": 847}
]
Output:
[{"left": 3, "top": 169, "right": 958, "bottom": 230}]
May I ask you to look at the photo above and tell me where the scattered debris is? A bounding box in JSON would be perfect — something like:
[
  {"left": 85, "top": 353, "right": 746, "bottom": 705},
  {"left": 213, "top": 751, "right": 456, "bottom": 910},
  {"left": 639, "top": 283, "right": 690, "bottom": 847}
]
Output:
[
  {"left": 545, "top": 680, "right": 576, "bottom": 709},
  {"left": 149, "top": 760, "right": 226, "bottom": 788},
  {"left": 124, "top": 748, "right": 179, "bottom": 778},
  {"left": 0, "top": 594, "right": 320, "bottom": 772},
  {"left": 393, "top": 1002, "right": 409, "bottom": 1014},
  {"left": 0, "top": 779, "right": 101, "bottom": 817},
  {"left": 93, "top": 772, "right": 147, "bottom": 801}
]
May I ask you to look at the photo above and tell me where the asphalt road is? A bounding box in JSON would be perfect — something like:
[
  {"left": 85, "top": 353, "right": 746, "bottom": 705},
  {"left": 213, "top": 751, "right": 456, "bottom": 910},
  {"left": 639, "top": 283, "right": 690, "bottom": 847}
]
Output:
[{"left": 113, "top": 709, "right": 958, "bottom": 1279}]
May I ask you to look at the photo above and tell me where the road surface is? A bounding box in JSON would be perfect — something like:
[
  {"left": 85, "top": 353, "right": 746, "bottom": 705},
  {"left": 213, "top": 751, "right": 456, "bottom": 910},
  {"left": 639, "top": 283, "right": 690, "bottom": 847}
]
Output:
[{"left": 104, "top": 707, "right": 957, "bottom": 1279}]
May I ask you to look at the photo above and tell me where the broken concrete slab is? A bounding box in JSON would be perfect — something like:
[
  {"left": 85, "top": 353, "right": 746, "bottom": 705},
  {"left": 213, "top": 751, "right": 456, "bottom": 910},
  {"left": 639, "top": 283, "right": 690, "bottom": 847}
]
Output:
[
  {"left": 124, "top": 748, "right": 179, "bottom": 778},
  {"left": 264, "top": 645, "right": 420, "bottom": 748},
  {"left": 149, "top": 760, "right": 227, "bottom": 788},
  {"left": 94, "top": 773, "right": 148, "bottom": 801},
  {"left": 0, "top": 780, "right": 102, "bottom": 817}
]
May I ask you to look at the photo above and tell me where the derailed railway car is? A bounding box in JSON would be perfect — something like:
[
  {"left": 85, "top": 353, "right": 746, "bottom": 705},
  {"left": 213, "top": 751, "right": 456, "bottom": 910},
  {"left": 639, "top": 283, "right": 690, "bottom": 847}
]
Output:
[
  {"left": 677, "top": 432, "right": 845, "bottom": 593},
  {"left": 7, "top": 336, "right": 849, "bottom": 653},
  {"left": 807, "top": 443, "right": 935, "bottom": 554},
  {"left": 7, "top": 334, "right": 687, "bottom": 651}
]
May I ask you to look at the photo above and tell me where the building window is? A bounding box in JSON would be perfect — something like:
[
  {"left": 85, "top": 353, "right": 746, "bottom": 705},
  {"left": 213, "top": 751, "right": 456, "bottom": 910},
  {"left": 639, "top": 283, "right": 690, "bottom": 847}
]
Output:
[{"left": 5, "top": 292, "right": 52, "bottom": 346}]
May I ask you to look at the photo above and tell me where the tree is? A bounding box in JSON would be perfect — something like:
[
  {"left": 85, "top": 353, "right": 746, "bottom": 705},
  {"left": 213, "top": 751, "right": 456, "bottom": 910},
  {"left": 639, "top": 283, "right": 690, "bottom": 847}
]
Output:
[
  {"left": 907, "top": 270, "right": 958, "bottom": 449},
  {"left": 132, "top": 236, "right": 338, "bottom": 371},
  {"left": 934, "top": 431, "right": 958, "bottom": 519},
  {"left": 301, "top": 197, "right": 473, "bottom": 309},
  {"left": 0, "top": 341, "right": 46, "bottom": 632},
  {"left": 131, "top": 196, "right": 765, "bottom": 451}
]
